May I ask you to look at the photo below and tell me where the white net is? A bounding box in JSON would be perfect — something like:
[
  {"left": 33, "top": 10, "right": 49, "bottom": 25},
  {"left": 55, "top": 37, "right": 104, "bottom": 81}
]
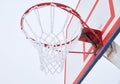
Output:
[
  {"left": 37, "top": 33, "right": 68, "bottom": 74},
  {"left": 21, "top": 2, "right": 82, "bottom": 74}
]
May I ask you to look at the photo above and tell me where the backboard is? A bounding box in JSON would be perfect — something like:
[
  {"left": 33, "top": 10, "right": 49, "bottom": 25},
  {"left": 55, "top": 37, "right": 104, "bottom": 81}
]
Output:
[
  {"left": 65, "top": 0, "right": 120, "bottom": 84},
  {"left": 20, "top": 0, "right": 120, "bottom": 84}
]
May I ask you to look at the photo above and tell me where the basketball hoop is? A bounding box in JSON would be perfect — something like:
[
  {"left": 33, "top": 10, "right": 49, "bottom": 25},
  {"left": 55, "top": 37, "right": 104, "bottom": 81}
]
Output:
[{"left": 20, "top": 2, "right": 86, "bottom": 74}]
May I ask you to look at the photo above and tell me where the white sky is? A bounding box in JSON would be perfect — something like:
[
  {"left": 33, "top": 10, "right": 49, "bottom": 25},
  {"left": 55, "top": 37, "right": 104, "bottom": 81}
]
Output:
[{"left": 0, "top": 0, "right": 120, "bottom": 84}]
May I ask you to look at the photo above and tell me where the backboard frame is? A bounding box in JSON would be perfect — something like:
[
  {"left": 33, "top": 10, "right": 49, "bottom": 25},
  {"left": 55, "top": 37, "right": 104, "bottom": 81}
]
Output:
[
  {"left": 78, "top": 24, "right": 120, "bottom": 84},
  {"left": 65, "top": 0, "right": 120, "bottom": 83}
]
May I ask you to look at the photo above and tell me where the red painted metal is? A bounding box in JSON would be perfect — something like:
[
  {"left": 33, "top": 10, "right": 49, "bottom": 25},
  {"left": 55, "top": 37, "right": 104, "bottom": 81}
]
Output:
[{"left": 79, "top": 28, "right": 103, "bottom": 49}]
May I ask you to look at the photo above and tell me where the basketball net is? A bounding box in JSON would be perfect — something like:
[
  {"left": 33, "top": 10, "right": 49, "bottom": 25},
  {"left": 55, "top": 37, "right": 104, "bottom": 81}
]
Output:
[{"left": 20, "top": 2, "right": 83, "bottom": 74}]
